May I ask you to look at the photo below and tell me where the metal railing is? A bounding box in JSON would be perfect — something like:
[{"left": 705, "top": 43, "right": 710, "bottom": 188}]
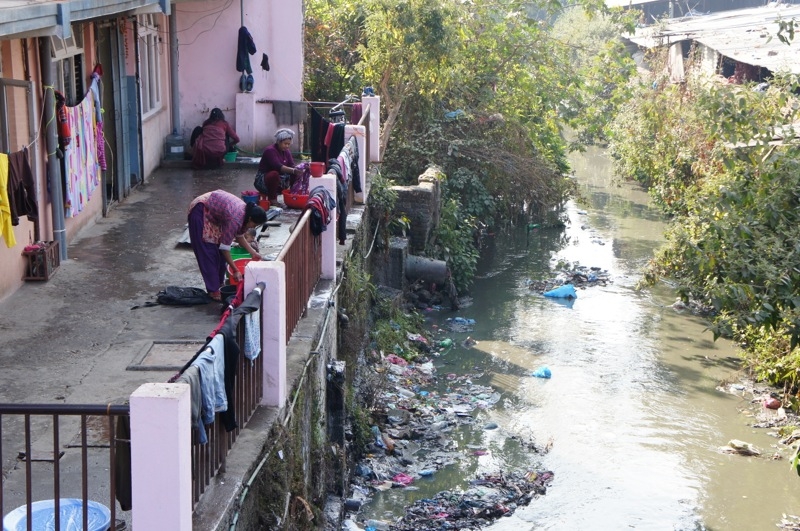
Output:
[
  {"left": 0, "top": 403, "right": 129, "bottom": 531},
  {"left": 190, "top": 315, "right": 264, "bottom": 505},
  {"left": 276, "top": 209, "right": 321, "bottom": 342}
]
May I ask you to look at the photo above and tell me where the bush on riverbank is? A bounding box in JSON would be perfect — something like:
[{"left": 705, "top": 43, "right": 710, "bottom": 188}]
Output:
[{"left": 609, "top": 51, "right": 800, "bottom": 395}]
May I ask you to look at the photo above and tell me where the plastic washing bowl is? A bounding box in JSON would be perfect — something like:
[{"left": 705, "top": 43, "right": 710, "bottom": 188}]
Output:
[
  {"left": 3, "top": 499, "right": 111, "bottom": 531},
  {"left": 282, "top": 189, "right": 308, "bottom": 210}
]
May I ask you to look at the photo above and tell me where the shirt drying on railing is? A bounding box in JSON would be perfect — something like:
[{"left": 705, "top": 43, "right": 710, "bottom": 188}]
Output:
[
  {"left": 306, "top": 186, "right": 336, "bottom": 237},
  {"left": 210, "top": 282, "right": 265, "bottom": 432},
  {"left": 326, "top": 160, "right": 348, "bottom": 245},
  {"left": 168, "top": 282, "right": 265, "bottom": 443},
  {"left": 175, "top": 365, "right": 204, "bottom": 444}
]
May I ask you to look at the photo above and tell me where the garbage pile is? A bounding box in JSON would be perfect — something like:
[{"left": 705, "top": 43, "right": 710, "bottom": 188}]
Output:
[
  {"left": 387, "top": 470, "right": 555, "bottom": 530},
  {"left": 526, "top": 262, "right": 611, "bottom": 294},
  {"left": 345, "top": 346, "right": 554, "bottom": 530}
]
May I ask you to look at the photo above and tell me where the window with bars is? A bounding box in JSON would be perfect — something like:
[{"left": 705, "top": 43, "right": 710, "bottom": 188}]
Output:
[
  {"left": 138, "top": 14, "right": 162, "bottom": 117},
  {"left": 0, "top": 80, "right": 33, "bottom": 154},
  {"left": 0, "top": 46, "right": 33, "bottom": 153},
  {"left": 51, "top": 26, "right": 85, "bottom": 105}
]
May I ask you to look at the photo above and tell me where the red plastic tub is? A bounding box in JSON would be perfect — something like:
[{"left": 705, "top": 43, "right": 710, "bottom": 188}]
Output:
[{"left": 282, "top": 189, "right": 309, "bottom": 210}]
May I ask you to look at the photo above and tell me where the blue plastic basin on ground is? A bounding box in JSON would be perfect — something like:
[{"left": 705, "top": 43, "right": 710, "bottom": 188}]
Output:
[{"left": 3, "top": 499, "right": 111, "bottom": 531}]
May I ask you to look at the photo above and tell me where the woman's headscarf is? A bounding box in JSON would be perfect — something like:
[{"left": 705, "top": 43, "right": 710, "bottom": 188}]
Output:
[{"left": 275, "top": 128, "right": 294, "bottom": 142}]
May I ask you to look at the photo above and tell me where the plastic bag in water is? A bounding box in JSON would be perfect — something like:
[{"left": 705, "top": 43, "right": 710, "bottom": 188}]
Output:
[{"left": 543, "top": 284, "right": 577, "bottom": 299}]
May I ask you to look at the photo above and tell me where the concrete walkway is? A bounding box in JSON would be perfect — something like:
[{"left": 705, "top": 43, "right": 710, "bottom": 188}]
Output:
[{"left": 0, "top": 162, "right": 305, "bottom": 528}]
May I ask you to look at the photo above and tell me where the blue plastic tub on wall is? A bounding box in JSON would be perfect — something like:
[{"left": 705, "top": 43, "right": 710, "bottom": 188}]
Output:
[{"left": 3, "top": 499, "right": 111, "bottom": 531}]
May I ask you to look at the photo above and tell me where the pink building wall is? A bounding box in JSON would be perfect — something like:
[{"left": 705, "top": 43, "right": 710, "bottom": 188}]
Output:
[{"left": 175, "top": 1, "right": 304, "bottom": 153}]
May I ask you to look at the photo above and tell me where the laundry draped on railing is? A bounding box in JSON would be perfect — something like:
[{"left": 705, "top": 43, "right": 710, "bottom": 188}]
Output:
[
  {"left": 326, "top": 134, "right": 360, "bottom": 244},
  {"left": 168, "top": 282, "right": 265, "bottom": 444}
]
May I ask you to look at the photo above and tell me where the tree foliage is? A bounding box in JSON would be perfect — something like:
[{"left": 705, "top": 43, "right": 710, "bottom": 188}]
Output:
[
  {"left": 550, "top": 7, "right": 638, "bottom": 147},
  {"left": 304, "top": 0, "right": 634, "bottom": 289},
  {"left": 615, "top": 49, "right": 800, "bottom": 388}
]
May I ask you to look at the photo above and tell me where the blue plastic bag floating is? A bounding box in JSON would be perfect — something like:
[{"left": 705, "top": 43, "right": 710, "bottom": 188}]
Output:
[
  {"left": 543, "top": 284, "right": 577, "bottom": 299},
  {"left": 533, "top": 366, "right": 552, "bottom": 379}
]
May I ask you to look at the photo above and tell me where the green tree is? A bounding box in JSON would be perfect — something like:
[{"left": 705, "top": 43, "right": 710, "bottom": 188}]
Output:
[
  {"left": 357, "top": 0, "right": 460, "bottom": 159},
  {"left": 304, "top": 0, "right": 366, "bottom": 102}
]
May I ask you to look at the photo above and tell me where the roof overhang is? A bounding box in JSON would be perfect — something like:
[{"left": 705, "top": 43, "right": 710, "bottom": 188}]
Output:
[
  {"left": 629, "top": 4, "right": 800, "bottom": 74},
  {"left": 0, "top": 0, "right": 170, "bottom": 40}
]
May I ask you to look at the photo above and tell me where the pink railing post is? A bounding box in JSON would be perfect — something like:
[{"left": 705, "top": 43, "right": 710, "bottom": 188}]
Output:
[
  {"left": 245, "top": 261, "right": 287, "bottom": 407},
  {"left": 317, "top": 173, "right": 338, "bottom": 280},
  {"left": 130, "top": 383, "right": 192, "bottom": 531},
  {"left": 362, "top": 95, "right": 381, "bottom": 163}
]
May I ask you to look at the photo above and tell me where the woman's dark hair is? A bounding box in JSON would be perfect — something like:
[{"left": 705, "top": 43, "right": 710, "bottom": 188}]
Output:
[
  {"left": 245, "top": 203, "right": 268, "bottom": 225},
  {"left": 204, "top": 108, "right": 225, "bottom": 126}
]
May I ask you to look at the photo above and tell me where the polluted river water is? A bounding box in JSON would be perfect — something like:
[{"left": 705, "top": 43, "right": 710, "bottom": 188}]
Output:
[{"left": 356, "top": 145, "right": 800, "bottom": 530}]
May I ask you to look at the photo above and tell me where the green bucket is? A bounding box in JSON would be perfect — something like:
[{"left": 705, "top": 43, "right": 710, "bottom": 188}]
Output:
[
  {"left": 230, "top": 246, "right": 250, "bottom": 260},
  {"left": 223, "top": 151, "right": 237, "bottom": 163}
]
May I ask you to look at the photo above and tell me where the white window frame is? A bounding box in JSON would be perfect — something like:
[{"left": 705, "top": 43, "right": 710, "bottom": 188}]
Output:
[
  {"left": 51, "top": 26, "right": 84, "bottom": 106},
  {"left": 138, "top": 14, "right": 162, "bottom": 118}
]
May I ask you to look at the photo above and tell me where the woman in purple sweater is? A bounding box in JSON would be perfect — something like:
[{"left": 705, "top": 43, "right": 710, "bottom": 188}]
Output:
[{"left": 253, "top": 128, "right": 303, "bottom": 201}]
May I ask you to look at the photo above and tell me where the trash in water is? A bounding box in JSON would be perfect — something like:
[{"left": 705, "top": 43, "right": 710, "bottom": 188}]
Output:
[
  {"left": 533, "top": 366, "right": 552, "bottom": 379},
  {"left": 543, "top": 284, "right": 577, "bottom": 299}
]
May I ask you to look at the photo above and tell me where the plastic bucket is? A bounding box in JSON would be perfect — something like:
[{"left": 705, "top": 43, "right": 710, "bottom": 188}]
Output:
[
  {"left": 258, "top": 199, "right": 270, "bottom": 210},
  {"left": 230, "top": 246, "right": 250, "bottom": 260},
  {"left": 241, "top": 190, "right": 259, "bottom": 205},
  {"left": 227, "top": 258, "right": 252, "bottom": 285},
  {"left": 223, "top": 151, "right": 237, "bottom": 163},
  {"left": 220, "top": 284, "right": 238, "bottom": 305},
  {"left": 309, "top": 161, "right": 325, "bottom": 177},
  {"left": 282, "top": 189, "right": 309, "bottom": 210}
]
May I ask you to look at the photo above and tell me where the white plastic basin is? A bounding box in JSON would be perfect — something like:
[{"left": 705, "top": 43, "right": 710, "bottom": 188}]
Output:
[{"left": 3, "top": 498, "right": 111, "bottom": 531}]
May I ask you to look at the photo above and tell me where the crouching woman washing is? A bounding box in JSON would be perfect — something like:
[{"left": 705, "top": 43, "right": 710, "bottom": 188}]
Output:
[{"left": 187, "top": 190, "right": 267, "bottom": 301}]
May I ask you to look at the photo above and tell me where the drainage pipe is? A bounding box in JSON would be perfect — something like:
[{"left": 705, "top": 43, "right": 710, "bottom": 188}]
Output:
[
  {"left": 169, "top": 10, "right": 180, "bottom": 134},
  {"left": 39, "top": 37, "right": 67, "bottom": 260},
  {"left": 405, "top": 255, "right": 448, "bottom": 285}
]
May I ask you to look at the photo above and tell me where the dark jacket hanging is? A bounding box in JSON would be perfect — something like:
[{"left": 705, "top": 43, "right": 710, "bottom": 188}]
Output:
[
  {"left": 7, "top": 148, "right": 38, "bottom": 226},
  {"left": 236, "top": 26, "right": 257, "bottom": 74},
  {"left": 310, "top": 107, "right": 328, "bottom": 162}
]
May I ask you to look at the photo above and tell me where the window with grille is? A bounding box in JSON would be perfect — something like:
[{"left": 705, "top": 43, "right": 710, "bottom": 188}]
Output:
[
  {"left": 51, "top": 26, "right": 84, "bottom": 105},
  {"left": 138, "top": 14, "right": 162, "bottom": 117},
  {"left": 0, "top": 80, "right": 33, "bottom": 154}
]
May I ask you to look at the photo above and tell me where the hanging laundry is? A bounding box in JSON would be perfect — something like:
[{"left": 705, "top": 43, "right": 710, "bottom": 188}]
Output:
[
  {"left": 175, "top": 365, "right": 205, "bottom": 444},
  {"left": 211, "top": 283, "right": 264, "bottom": 432},
  {"left": 305, "top": 185, "right": 336, "bottom": 237},
  {"left": 348, "top": 136, "right": 362, "bottom": 194},
  {"left": 350, "top": 102, "right": 362, "bottom": 125},
  {"left": 0, "top": 153, "right": 15, "bottom": 248},
  {"left": 7, "top": 148, "right": 37, "bottom": 226},
  {"left": 63, "top": 76, "right": 101, "bottom": 218},
  {"left": 236, "top": 26, "right": 257, "bottom": 74},
  {"left": 271, "top": 100, "right": 307, "bottom": 126},
  {"left": 54, "top": 91, "right": 71, "bottom": 149},
  {"left": 260, "top": 53, "right": 270, "bottom": 71},
  {"left": 310, "top": 108, "right": 328, "bottom": 162}
]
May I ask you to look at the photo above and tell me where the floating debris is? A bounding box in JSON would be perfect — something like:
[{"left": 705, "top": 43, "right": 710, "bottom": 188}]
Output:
[
  {"left": 384, "top": 471, "right": 554, "bottom": 531},
  {"left": 719, "top": 439, "right": 761, "bottom": 456}
]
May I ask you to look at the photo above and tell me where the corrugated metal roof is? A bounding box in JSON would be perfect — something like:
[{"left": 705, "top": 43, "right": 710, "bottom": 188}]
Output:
[
  {"left": 629, "top": 4, "right": 800, "bottom": 73},
  {"left": 605, "top": 0, "right": 665, "bottom": 8}
]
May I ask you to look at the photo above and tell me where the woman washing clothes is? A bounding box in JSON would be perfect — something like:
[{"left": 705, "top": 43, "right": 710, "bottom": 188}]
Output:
[
  {"left": 254, "top": 128, "right": 303, "bottom": 203},
  {"left": 191, "top": 108, "right": 239, "bottom": 170},
  {"left": 187, "top": 190, "right": 267, "bottom": 301}
]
